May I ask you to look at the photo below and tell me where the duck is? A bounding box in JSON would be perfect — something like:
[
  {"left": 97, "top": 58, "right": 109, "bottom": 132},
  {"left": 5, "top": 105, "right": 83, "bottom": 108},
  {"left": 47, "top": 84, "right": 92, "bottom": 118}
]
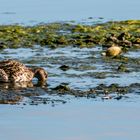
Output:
[
  {"left": 0, "top": 59, "right": 48, "bottom": 83},
  {"left": 102, "top": 44, "right": 122, "bottom": 57}
]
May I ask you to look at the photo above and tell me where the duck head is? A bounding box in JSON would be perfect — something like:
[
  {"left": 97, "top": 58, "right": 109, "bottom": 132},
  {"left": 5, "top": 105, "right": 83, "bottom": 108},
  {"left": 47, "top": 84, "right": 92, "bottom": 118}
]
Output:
[{"left": 34, "top": 67, "right": 48, "bottom": 82}]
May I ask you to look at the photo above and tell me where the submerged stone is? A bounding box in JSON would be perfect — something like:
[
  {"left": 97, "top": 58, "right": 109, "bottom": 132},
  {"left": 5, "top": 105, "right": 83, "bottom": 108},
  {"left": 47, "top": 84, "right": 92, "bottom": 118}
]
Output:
[{"left": 59, "top": 65, "right": 70, "bottom": 71}]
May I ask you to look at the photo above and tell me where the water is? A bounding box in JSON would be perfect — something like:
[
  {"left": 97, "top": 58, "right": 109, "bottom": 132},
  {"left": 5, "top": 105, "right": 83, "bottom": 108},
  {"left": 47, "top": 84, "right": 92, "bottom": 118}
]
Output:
[
  {"left": 0, "top": 0, "right": 140, "bottom": 25},
  {"left": 0, "top": 100, "right": 140, "bottom": 140},
  {"left": 1, "top": 46, "right": 140, "bottom": 90},
  {"left": 0, "top": 1, "right": 140, "bottom": 140}
]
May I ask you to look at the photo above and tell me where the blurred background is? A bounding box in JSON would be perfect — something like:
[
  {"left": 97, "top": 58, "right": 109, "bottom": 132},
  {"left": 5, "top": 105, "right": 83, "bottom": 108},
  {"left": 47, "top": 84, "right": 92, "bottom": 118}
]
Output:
[{"left": 0, "top": 0, "right": 139, "bottom": 24}]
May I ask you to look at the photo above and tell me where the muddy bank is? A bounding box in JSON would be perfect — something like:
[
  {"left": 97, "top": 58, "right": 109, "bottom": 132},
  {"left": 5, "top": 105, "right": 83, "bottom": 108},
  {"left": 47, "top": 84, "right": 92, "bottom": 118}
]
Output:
[{"left": 0, "top": 82, "right": 139, "bottom": 105}]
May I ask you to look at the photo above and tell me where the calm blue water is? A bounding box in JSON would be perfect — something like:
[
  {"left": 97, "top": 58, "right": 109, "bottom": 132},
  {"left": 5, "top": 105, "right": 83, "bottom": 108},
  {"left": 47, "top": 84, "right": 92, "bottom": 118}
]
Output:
[
  {"left": 1, "top": 99, "right": 140, "bottom": 140},
  {"left": 0, "top": 0, "right": 140, "bottom": 24}
]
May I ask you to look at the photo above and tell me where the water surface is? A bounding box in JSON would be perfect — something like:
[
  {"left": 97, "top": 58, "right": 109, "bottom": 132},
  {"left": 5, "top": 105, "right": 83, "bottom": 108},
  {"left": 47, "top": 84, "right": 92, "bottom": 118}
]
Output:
[
  {"left": 1, "top": 46, "right": 140, "bottom": 90},
  {"left": 0, "top": 0, "right": 140, "bottom": 24},
  {"left": 0, "top": 99, "right": 140, "bottom": 140}
]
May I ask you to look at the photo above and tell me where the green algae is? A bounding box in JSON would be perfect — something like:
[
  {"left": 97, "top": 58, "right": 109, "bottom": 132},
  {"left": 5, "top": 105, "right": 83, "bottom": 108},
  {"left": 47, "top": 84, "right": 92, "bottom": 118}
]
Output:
[{"left": 0, "top": 20, "right": 140, "bottom": 49}]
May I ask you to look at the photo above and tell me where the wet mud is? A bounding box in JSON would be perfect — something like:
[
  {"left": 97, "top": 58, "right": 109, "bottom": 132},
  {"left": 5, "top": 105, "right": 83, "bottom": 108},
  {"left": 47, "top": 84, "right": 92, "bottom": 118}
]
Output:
[{"left": 0, "top": 82, "right": 140, "bottom": 105}]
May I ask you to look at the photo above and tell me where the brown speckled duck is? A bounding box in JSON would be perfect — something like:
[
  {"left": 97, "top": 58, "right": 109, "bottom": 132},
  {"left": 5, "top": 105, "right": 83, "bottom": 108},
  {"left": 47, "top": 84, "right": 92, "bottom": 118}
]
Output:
[{"left": 0, "top": 59, "right": 48, "bottom": 83}]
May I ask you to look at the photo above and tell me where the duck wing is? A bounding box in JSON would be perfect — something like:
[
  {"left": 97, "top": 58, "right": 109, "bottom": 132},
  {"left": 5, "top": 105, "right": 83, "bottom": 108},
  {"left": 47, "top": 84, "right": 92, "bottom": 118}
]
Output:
[
  {"left": 0, "top": 60, "right": 25, "bottom": 69},
  {"left": 0, "top": 60, "right": 25, "bottom": 75},
  {"left": 9, "top": 67, "right": 34, "bottom": 82}
]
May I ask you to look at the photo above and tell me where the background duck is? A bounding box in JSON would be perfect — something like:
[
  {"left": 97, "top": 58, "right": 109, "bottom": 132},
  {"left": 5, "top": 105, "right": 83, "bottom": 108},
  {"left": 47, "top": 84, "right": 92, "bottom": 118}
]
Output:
[
  {"left": 102, "top": 44, "right": 122, "bottom": 57},
  {"left": 0, "top": 59, "right": 48, "bottom": 83}
]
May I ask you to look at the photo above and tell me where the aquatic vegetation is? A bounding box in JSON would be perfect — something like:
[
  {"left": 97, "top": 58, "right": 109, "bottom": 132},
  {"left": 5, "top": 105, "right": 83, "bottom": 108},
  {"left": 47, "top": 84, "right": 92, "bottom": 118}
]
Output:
[
  {"left": 117, "top": 64, "right": 128, "bottom": 72},
  {"left": 0, "top": 20, "right": 140, "bottom": 49}
]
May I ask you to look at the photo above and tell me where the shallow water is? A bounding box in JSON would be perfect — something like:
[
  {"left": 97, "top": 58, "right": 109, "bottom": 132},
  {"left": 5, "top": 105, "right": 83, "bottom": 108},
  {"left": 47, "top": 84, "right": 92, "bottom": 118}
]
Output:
[{"left": 1, "top": 46, "right": 140, "bottom": 90}]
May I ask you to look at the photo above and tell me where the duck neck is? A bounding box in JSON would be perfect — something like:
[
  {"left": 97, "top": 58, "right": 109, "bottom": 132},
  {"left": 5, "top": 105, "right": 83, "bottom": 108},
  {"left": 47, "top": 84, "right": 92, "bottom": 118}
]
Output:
[{"left": 33, "top": 68, "right": 46, "bottom": 82}]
